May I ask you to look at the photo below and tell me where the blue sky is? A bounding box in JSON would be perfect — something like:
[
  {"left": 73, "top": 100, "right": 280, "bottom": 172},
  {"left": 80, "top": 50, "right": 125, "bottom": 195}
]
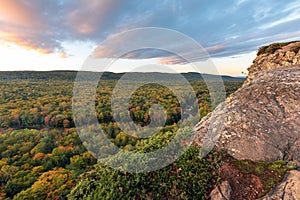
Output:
[{"left": 0, "top": 0, "right": 300, "bottom": 75}]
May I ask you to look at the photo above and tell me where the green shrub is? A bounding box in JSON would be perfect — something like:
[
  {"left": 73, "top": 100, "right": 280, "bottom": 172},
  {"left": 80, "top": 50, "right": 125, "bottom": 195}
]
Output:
[
  {"left": 257, "top": 41, "right": 298, "bottom": 56},
  {"left": 68, "top": 147, "right": 222, "bottom": 200}
]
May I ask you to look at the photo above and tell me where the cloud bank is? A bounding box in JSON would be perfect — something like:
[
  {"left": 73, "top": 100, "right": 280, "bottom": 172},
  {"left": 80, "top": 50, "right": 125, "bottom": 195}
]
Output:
[{"left": 0, "top": 0, "right": 300, "bottom": 63}]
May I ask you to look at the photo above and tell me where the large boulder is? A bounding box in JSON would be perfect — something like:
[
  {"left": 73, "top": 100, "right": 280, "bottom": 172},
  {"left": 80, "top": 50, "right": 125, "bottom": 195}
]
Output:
[
  {"left": 195, "top": 65, "right": 300, "bottom": 163},
  {"left": 194, "top": 42, "right": 300, "bottom": 165}
]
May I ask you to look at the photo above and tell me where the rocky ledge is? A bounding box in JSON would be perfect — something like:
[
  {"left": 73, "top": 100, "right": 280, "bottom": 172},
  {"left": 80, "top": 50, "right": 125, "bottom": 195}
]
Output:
[{"left": 194, "top": 41, "right": 300, "bottom": 199}]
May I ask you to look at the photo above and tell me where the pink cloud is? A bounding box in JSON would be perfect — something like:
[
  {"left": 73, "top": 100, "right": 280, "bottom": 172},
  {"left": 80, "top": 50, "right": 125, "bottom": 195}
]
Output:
[
  {"left": 0, "top": 0, "right": 64, "bottom": 56},
  {"left": 0, "top": 0, "right": 44, "bottom": 28},
  {"left": 66, "top": 0, "right": 120, "bottom": 36}
]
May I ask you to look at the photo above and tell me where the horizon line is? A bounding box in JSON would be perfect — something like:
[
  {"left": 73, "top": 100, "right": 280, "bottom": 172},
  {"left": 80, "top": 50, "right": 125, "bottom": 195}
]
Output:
[{"left": 0, "top": 70, "right": 247, "bottom": 78}]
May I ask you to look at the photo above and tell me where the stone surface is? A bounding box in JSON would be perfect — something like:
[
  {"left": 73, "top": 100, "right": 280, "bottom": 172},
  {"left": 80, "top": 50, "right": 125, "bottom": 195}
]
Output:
[
  {"left": 195, "top": 65, "right": 300, "bottom": 163},
  {"left": 194, "top": 41, "right": 300, "bottom": 199},
  {"left": 246, "top": 41, "right": 300, "bottom": 83},
  {"left": 194, "top": 42, "right": 300, "bottom": 164},
  {"left": 210, "top": 181, "right": 232, "bottom": 200},
  {"left": 260, "top": 170, "right": 300, "bottom": 200}
]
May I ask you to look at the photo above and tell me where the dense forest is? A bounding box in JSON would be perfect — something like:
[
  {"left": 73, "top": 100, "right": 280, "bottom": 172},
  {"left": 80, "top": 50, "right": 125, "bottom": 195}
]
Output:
[{"left": 0, "top": 71, "right": 246, "bottom": 199}]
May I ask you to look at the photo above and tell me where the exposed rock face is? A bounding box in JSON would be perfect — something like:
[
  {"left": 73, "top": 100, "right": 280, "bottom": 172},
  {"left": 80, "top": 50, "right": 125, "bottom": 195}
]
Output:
[
  {"left": 260, "top": 170, "right": 300, "bottom": 200},
  {"left": 194, "top": 42, "right": 300, "bottom": 165},
  {"left": 195, "top": 65, "right": 300, "bottom": 163},
  {"left": 247, "top": 41, "right": 300, "bottom": 83},
  {"left": 196, "top": 41, "right": 300, "bottom": 200}
]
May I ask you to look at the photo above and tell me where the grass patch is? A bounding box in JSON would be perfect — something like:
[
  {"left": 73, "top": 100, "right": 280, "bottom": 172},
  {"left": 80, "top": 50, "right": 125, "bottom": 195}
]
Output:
[{"left": 257, "top": 41, "right": 299, "bottom": 56}]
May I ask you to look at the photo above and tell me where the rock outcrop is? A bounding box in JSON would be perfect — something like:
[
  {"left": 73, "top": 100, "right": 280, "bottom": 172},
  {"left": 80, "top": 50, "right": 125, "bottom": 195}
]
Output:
[
  {"left": 194, "top": 41, "right": 300, "bottom": 199},
  {"left": 195, "top": 42, "right": 300, "bottom": 164},
  {"left": 247, "top": 41, "right": 300, "bottom": 83}
]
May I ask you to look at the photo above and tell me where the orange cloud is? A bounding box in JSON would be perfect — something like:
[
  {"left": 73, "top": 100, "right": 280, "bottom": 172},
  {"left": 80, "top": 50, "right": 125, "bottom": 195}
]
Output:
[
  {"left": 0, "top": 0, "right": 44, "bottom": 28},
  {"left": 58, "top": 52, "right": 68, "bottom": 59},
  {"left": 0, "top": 1, "right": 66, "bottom": 57},
  {"left": 91, "top": 45, "right": 119, "bottom": 58},
  {"left": 159, "top": 56, "right": 187, "bottom": 65},
  {"left": 0, "top": 31, "right": 52, "bottom": 54},
  {"left": 0, "top": 0, "right": 120, "bottom": 56},
  {"left": 206, "top": 44, "right": 226, "bottom": 53}
]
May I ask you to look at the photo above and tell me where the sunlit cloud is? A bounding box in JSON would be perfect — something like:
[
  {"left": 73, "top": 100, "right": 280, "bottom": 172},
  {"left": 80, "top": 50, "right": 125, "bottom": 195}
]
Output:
[
  {"left": 0, "top": 0, "right": 299, "bottom": 74},
  {"left": 0, "top": 0, "right": 43, "bottom": 28},
  {"left": 0, "top": 0, "right": 65, "bottom": 55}
]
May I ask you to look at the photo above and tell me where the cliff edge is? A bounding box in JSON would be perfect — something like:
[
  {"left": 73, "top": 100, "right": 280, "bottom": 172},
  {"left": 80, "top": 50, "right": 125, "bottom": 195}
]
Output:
[{"left": 194, "top": 41, "right": 300, "bottom": 200}]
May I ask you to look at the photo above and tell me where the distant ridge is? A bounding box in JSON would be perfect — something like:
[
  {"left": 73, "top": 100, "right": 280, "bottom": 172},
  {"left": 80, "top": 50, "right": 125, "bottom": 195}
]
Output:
[{"left": 0, "top": 71, "right": 244, "bottom": 81}]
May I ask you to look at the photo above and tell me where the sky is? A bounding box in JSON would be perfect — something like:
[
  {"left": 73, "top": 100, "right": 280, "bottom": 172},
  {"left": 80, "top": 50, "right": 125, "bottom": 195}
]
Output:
[{"left": 0, "top": 0, "right": 300, "bottom": 75}]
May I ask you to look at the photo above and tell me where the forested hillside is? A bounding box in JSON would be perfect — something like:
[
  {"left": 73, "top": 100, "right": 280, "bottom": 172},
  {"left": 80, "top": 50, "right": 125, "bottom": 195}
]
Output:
[{"left": 0, "top": 71, "right": 244, "bottom": 199}]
